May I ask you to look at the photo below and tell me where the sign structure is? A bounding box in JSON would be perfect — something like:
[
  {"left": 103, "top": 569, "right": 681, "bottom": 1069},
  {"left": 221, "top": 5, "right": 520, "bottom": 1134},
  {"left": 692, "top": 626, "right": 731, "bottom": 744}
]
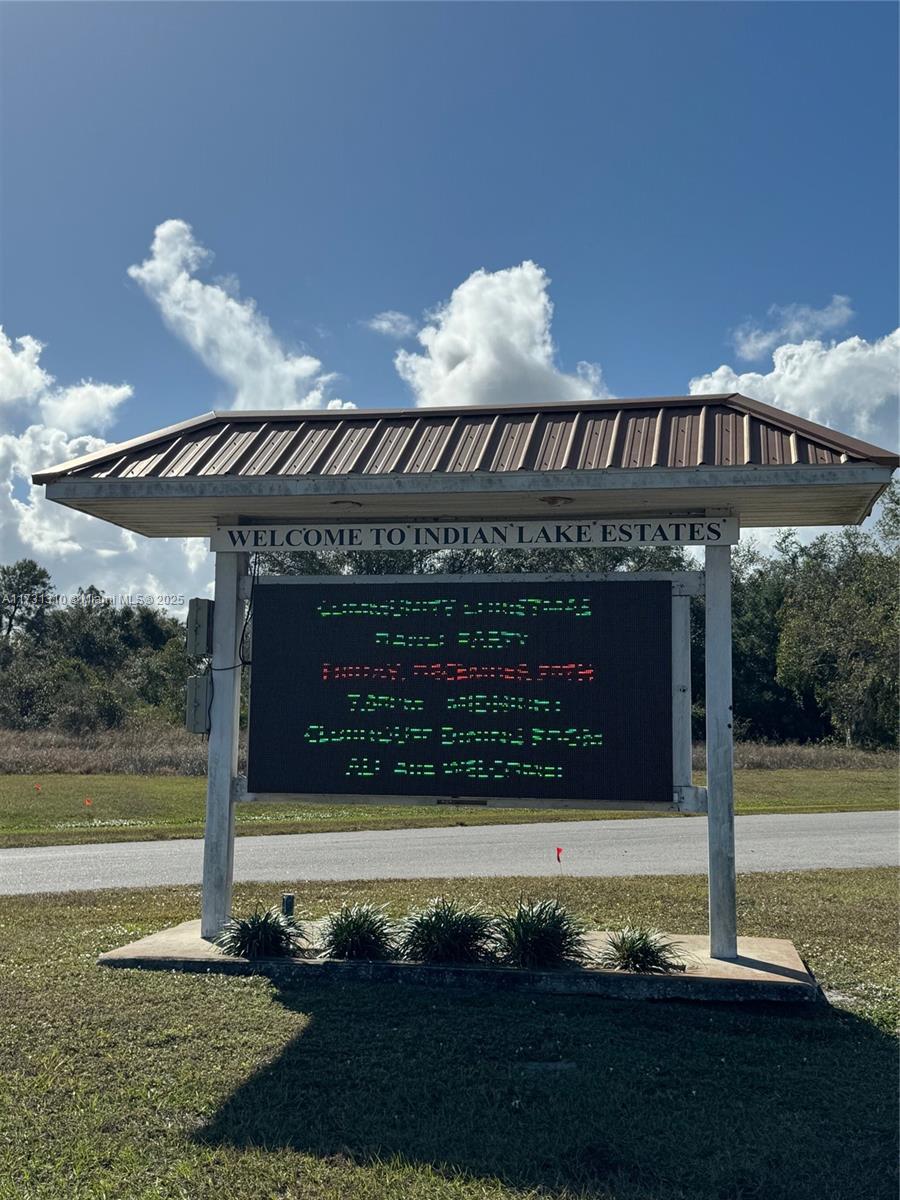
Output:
[
  {"left": 247, "top": 578, "right": 673, "bottom": 804},
  {"left": 213, "top": 516, "right": 739, "bottom": 553}
]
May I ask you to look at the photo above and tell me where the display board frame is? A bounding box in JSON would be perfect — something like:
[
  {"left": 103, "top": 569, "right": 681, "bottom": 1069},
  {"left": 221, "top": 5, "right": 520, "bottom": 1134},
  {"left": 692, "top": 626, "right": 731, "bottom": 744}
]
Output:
[{"left": 242, "top": 572, "right": 702, "bottom": 813}]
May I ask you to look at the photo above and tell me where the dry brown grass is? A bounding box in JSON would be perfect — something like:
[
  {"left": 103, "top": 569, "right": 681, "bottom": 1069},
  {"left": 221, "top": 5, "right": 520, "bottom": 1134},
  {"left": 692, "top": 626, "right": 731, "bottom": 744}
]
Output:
[
  {"left": 695, "top": 741, "right": 896, "bottom": 770},
  {"left": 0, "top": 719, "right": 892, "bottom": 776},
  {"left": 0, "top": 716, "right": 228, "bottom": 776}
]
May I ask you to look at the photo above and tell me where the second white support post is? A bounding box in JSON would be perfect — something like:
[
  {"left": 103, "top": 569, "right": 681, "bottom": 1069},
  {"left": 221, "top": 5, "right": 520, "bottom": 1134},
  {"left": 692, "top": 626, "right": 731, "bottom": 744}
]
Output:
[
  {"left": 201, "top": 550, "right": 248, "bottom": 939},
  {"left": 671, "top": 591, "right": 693, "bottom": 793},
  {"left": 705, "top": 543, "right": 738, "bottom": 959}
]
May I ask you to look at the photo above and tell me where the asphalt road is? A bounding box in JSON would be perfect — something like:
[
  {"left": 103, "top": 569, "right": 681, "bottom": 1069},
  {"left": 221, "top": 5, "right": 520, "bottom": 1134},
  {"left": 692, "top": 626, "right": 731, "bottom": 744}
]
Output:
[{"left": 0, "top": 810, "right": 896, "bottom": 895}]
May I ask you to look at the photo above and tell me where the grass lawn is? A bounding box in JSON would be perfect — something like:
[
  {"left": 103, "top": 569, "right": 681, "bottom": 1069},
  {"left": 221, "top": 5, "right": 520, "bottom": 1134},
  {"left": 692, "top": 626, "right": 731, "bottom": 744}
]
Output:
[
  {"left": 0, "top": 767, "right": 895, "bottom": 848},
  {"left": 0, "top": 868, "right": 896, "bottom": 1199}
]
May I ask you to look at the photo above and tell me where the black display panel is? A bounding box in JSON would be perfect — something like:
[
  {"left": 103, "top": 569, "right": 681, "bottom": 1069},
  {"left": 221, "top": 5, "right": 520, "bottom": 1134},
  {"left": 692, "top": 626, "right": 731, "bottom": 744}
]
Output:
[{"left": 247, "top": 579, "right": 672, "bottom": 804}]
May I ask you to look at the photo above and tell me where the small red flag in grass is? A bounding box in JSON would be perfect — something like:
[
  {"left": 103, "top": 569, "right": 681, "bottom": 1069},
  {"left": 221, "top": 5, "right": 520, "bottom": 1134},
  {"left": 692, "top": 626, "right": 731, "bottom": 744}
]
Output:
[
  {"left": 33, "top": 784, "right": 41, "bottom": 793},
  {"left": 556, "top": 846, "right": 563, "bottom": 863},
  {"left": 83, "top": 796, "right": 93, "bottom": 808}
]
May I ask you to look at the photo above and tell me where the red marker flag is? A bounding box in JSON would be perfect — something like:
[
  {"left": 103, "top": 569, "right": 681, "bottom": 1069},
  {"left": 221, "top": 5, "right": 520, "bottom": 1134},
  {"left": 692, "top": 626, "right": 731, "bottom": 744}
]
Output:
[{"left": 556, "top": 847, "right": 563, "bottom": 863}]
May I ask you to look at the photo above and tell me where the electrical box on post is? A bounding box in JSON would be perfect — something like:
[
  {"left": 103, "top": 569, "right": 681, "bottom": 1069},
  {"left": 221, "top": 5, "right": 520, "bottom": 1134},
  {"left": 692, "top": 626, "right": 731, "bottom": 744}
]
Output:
[
  {"left": 185, "top": 674, "right": 212, "bottom": 734},
  {"left": 186, "top": 598, "right": 214, "bottom": 656}
]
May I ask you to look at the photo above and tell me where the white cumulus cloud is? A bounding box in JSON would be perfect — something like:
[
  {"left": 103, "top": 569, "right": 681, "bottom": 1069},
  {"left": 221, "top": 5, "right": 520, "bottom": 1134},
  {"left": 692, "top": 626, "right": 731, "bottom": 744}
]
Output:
[
  {"left": 38, "top": 381, "right": 133, "bottom": 437},
  {"left": 128, "top": 219, "right": 354, "bottom": 411},
  {"left": 0, "top": 328, "right": 209, "bottom": 606},
  {"left": 0, "top": 332, "right": 51, "bottom": 406},
  {"left": 365, "top": 310, "right": 417, "bottom": 339},
  {"left": 0, "top": 327, "right": 131, "bottom": 436},
  {"left": 394, "top": 261, "right": 610, "bottom": 407},
  {"left": 690, "top": 328, "right": 900, "bottom": 451},
  {"left": 732, "top": 294, "right": 854, "bottom": 362}
]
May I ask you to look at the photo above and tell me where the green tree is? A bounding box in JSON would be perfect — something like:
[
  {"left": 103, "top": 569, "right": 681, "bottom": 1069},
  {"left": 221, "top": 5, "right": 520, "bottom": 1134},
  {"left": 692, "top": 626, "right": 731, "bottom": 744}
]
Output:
[
  {"left": 38, "top": 588, "right": 129, "bottom": 672},
  {"left": 875, "top": 479, "right": 900, "bottom": 549},
  {"left": 50, "top": 658, "right": 127, "bottom": 734},
  {"left": 0, "top": 559, "right": 52, "bottom": 645},
  {"left": 138, "top": 635, "right": 198, "bottom": 723},
  {"left": 776, "top": 528, "right": 898, "bottom": 746},
  {"left": 0, "top": 654, "right": 58, "bottom": 729},
  {"left": 0, "top": 563, "right": 195, "bottom": 733},
  {"left": 728, "top": 539, "right": 827, "bottom": 742}
]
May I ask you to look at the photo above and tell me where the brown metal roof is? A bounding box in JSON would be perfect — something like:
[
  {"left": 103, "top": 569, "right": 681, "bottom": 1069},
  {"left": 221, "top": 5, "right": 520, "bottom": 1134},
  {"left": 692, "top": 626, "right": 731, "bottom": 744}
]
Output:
[
  {"left": 32, "top": 394, "right": 897, "bottom": 536},
  {"left": 31, "top": 393, "right": 900, "bottom": 483}
]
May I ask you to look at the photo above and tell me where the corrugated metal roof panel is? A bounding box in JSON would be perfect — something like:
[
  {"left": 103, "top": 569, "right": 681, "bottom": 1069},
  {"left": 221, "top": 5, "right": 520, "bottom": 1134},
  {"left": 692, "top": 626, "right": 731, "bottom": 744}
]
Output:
[
  {"left": 240, "top": 425, "right": 299, "bottom": 476},
  {"left": 711, "top": 408, "right": 740, "bottom": 468},
  {"left": 444, "top": 415, "right": 493, "bottom": 473},
  {"left": 533, "top": 412, "right": 571, "bottom": 471},
  {"left": 166, "top": 428, "right": 233, "bottom": 478},
  {"left": 320, "top": 420, "right": 379, "bottom": 474},
  {"left": 364, "top": 420, "right": 416, "bottom": 474},
  {"left": 489, "top": 417, "right": 532, "bottom": 471},
  {"left": 620, "top": 410, "right": 653, "bottom": 469},
  {"left": 405, "top": 418, "right": 457, "bottom": 473},
  {"left": 665, "top": 408, "right": 701, "bottom": 469},
  {"left": 576, "top": 414, "right": 610, "bottom": 469},
  {"left": 280, "top": 423, "right": 336, "bottom": 475}
]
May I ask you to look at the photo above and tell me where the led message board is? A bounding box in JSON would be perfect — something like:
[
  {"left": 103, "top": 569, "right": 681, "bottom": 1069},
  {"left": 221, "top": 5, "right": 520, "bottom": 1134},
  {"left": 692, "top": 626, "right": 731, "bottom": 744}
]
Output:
[{"left": 247, "top": 579, "right": 672, "bottom": 804}]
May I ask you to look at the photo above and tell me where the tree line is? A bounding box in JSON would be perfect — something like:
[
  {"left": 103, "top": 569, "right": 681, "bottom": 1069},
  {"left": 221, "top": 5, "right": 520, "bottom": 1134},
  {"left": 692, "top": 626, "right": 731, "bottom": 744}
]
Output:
[
  {"left": 0, "top": 565, "right": 193, "bottom": 733},
  {"left": 0, "top": 485, "right": 896, "bottom": 746}
]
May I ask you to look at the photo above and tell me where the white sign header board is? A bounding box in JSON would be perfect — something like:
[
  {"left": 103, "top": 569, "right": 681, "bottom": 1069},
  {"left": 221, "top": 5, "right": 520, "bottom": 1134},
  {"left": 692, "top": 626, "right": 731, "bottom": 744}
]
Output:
[{"left": 211, "top": 517, "right": 739, "bottom": 553}]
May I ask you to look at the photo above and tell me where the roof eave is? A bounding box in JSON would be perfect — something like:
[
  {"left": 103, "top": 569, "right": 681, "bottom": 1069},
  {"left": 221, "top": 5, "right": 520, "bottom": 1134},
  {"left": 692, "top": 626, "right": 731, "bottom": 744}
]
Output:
[
  {"left": 43, "top": 461, "right": 895, "bottom": 502},
  {"left": 31, "top": 411, "right": 219, "bottom": 484}
]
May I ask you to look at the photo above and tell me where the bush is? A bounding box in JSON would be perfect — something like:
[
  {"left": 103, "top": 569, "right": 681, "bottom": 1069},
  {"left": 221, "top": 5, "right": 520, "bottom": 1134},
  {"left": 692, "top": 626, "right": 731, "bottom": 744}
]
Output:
[
  {"left": 0, "top": 659, "right": 57, "bottom": 730},
  {"left": 596, "top": 927, "right": 686, "bottom": 974},
  {"left": 319, "top": 903, "right": 395, "bottom": 961},
  {"left": 399, "top": 897, "right": 492, "bottom": 965},
  {"left": 213, "top": 907, "right": 304, "bottom": 960},
  {"left": 492, "top": 898, "right": 587, "bottom": 970},
  {"left": 57, "top": 683, "right": 126, "bottom": 735}
]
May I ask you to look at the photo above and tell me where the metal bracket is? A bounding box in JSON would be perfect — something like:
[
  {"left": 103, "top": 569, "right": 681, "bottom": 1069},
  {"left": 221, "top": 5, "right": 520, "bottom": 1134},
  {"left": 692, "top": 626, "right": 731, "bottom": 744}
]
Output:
[
  {"left": 230, "top": 775, "right": 255, "bottom": 804},
  {"left": 672, "top": 785, "right": 708, "bottom": 814},
  {"left": 672, "top": 578, "right": 704, "bottom": 597}
]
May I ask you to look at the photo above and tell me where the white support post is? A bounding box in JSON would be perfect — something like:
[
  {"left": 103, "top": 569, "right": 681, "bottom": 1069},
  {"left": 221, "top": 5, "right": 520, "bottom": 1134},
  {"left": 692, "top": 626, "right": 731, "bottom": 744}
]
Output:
[
  {"left": 201, "top": 551, "right": 248, "bottom": 939},
  {"left": 705, "top": 543, "right": 737, "bottom": 959},
  {"left": 671, "top": 592, "right": 693, "bottom": 793}
]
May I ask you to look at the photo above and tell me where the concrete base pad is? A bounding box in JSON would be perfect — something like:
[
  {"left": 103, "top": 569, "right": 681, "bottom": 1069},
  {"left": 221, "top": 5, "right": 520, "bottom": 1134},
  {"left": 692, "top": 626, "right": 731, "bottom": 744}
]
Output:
[{"left": 98, "top": 921, "right": 819, "bottom": 1003}]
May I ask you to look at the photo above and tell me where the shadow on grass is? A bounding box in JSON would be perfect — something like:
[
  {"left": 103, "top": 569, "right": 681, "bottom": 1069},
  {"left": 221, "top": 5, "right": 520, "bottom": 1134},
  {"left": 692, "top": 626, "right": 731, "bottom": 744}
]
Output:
[{"left": 196, "top": 980, "right": 898, "bottom": 1199}]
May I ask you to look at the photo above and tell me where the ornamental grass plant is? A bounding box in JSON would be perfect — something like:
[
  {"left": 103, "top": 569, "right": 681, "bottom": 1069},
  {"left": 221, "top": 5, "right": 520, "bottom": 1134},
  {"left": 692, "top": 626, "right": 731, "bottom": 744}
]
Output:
[
  {"left": 399, "top": 896, "right": 493, "bottom": 965},
  {"left": 318, "top": 902, "right": 396, "bottom": 960},
  {"left": 213, "top": 906, "right": 305, "bottom": 960},
  {"left": 596, "top": 926, "right": 686, "bottom": 974},
  {"left": 492, "top": 897, "right": 587, "bottom": 969}
]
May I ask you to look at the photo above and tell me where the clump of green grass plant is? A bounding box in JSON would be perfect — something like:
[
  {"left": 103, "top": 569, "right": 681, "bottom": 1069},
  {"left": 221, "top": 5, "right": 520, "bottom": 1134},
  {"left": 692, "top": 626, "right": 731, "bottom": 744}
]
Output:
[
  {"left": 595, "top": 926, "right": 686, "bottom": 974},
  {"left": 319, "top": 902, "right": 396, "bottom": 960},
  {"left": 399, "top": 896, "right": 493, "bottom": 964},
  {"left": 492, "top": 897, "right": 587, "bottom": 969},
  {"left": 213, "top": 906, "right": 304, "bottom": 960}
]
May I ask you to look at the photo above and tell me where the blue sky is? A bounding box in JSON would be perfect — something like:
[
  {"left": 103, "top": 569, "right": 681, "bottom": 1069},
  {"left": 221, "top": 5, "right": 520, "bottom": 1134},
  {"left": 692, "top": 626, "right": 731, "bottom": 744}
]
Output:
[{"left": 0, "top": 1, "right": 897, "bottom": 594}]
